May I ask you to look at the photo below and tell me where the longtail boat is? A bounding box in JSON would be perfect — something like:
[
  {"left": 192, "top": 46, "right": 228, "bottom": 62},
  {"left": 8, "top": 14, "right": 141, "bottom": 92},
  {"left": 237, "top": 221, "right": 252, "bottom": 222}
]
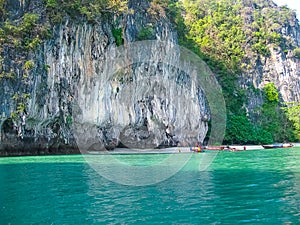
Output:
[{"left": 262, "top": 143, "right": 294, "bottom": 149}]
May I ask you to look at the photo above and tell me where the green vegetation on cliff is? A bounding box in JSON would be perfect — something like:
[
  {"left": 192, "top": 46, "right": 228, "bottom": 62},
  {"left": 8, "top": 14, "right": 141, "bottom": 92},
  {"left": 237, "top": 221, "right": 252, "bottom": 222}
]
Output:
[
  {"left": 256, "top": 83, "right": 296, "bottom": 142},
  {"left": 283, "top": 102, "right": 300, "bottom": 141},
  {"left": 166, "top": 0, "right": 299, "bottom": 143},
  {"left": 0, "top": 0, "right": 299, "bottom": 145},
  {"left": 46, "top": 0, "right": 128, "bottom": 23},
  {"left": 0, "top": 9, "right": 49, "bottom": 117}
]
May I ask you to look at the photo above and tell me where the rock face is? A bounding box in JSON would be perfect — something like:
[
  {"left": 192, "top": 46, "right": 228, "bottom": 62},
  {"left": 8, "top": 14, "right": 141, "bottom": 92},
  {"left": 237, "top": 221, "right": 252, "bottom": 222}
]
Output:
[
  {"left": 1, "top": 0, "right": 299, "bottom": 155},
  {"left": 240, "top": 1, "right": 300, "bottom": 112},
  {"left": 0, "top": 0, "right": 211, "bottom": 155}
]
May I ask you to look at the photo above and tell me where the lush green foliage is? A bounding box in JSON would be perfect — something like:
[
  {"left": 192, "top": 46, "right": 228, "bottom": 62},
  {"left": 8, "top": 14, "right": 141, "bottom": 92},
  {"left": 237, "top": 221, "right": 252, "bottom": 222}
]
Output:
[
  {"left": 1, "top": 13, "right": 47, "bottom": 51},
  {"left": 0, "top": 6, "right": 47, "bottom": 117},
  {"left": 224, "top": 83, "right": 297, "bottom": 144},
  {"left": 11, "top": 93, "right": 31, "bottom": 116},
  {"left": 283, "top": 102, "right": 300, "bottom": 140},
  {"left": 183, "top": 0, "right": 246, "bottom": 72},
  {"left": 224, "top": 114, "right": 273, "bottom": 144},
  {"left": 23, "top": 60, "right": 35, "bottom": 71},
  {"left": 256, "top": 83, "right": 296, "bottom": 142},
  {"left": 137, "top": 26, "right": 154, "bottom": 41},
  {"left": 46, "top": 0, "right": 128, "bottom": 23},
  {"left": 112, "top": 27, "right": 124, "bottom": 46},
  {"left": 169, "top": 0, "right": 298, "bottom": 144},
  {"left": 263, "top": 82, "right": 279, "bottom": 103},
  {"left": 181, "top": 0, "right": 295, "bottom": 71},
  {"left": 167, "top": 0, "right": 249, "bottom": 143}
]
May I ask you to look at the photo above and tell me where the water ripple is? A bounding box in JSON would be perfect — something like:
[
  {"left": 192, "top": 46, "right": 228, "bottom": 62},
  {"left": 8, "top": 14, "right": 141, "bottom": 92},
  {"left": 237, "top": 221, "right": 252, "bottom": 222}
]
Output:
[{"left": 0, "top": 148, "right": 300, "bottom": 224}]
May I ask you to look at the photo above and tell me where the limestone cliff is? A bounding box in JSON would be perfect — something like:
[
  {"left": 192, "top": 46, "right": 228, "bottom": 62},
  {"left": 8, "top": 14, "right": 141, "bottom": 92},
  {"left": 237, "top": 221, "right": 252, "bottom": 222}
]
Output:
[
  {"left": 1, "top": 0, "right": 299, "bottom": 155},
  {"left": 0, "top": 0, "right": 214, "bottom": 155},
  {"left": 240, "top": 0, "right": 300, "bottom": 112}
]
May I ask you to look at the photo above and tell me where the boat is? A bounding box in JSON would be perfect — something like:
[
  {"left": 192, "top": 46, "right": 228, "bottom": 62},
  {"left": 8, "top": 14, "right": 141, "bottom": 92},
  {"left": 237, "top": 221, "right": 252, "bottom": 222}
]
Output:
[
  {"left": 262, "top": 143, "right": 294, "bottom": 149},
  {"left": 189, "top": 145, "right": 224, "bottom": 153},
  {"left": 202, "top": 146, "right": 225, "bottom": 150},
  {"left": 203, "top": 145, "right": 242, "bottom": 151},
  {"left": 190, "top": 145, "right": 238, "bottom": 152}
]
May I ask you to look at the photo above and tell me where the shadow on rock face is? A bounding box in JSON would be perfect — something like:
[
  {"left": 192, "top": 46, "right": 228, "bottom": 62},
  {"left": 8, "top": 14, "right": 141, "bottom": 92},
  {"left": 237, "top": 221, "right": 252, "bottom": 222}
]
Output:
[
  {"left": 119, "top": 124, "right": 164, "bottom": 149},
  {"left": 72, "top": 123, "right": 106, "bottom": 153},
  {"left": 104, "top": 138, "right": 118, "bottom": 150}
]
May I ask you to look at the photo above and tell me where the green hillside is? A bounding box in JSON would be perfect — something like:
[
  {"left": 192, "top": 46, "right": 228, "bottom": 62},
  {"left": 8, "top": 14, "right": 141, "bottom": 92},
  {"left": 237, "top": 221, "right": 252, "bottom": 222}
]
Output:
[{"left": 168, "top": 0, "right": 300, "bottom": 144}]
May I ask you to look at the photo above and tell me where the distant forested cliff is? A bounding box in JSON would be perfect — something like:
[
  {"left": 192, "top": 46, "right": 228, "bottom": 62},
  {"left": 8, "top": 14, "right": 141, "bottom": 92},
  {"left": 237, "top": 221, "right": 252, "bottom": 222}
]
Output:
[
  {"left": 178, "top": 0, "right": 300, "bottom": 144},
  {"left": 0, "top": 0, "right": 299, "bottom": 155}
]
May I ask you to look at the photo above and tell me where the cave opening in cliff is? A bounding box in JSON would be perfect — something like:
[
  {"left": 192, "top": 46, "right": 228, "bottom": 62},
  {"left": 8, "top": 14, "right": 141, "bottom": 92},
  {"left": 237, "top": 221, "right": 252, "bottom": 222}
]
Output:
[{"left": 1, "top": 118, "right": 16, "bottom": 141}]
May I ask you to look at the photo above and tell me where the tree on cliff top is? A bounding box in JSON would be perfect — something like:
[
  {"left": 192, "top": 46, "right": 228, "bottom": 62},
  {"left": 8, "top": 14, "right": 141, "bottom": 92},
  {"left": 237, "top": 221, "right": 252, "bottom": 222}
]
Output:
[{"left": 46, "top": 0, "right": 128, "bottom": 22}]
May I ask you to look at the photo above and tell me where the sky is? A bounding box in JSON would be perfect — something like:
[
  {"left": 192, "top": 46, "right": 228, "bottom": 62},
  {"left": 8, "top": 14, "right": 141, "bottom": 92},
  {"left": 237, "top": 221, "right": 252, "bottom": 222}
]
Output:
[{"left": 273, "top": 0, "right": 300, "bottom": 20}]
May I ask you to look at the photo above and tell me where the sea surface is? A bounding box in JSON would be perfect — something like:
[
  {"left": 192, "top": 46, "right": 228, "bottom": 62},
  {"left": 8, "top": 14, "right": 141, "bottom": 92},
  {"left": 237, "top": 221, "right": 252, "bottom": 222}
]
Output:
[{"left": 1, "top": 147, "right": 300, "bottom": 224}]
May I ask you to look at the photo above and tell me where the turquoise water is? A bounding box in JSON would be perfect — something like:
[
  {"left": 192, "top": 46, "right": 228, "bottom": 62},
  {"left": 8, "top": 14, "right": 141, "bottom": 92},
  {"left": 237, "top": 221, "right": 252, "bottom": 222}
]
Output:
[{"left": 1, "top": 148, "right": 300, "bottom": 224}]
